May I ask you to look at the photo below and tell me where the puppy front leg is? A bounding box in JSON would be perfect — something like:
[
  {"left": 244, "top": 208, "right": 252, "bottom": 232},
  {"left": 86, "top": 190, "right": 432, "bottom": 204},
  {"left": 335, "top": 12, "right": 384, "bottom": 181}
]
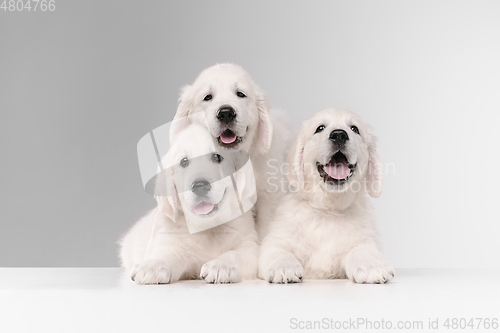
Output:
[
  {"left": 200, "top": 240, "right": 259, "bottom": 284},
  {"left": 131, "top": 246, "right": 190, "bottom": 285},
  {"left": 343, "top": 242, "right": 395, "bottom": 284},
  {"left": 259, "top": 247, "right": 304, "bottom": 284}
]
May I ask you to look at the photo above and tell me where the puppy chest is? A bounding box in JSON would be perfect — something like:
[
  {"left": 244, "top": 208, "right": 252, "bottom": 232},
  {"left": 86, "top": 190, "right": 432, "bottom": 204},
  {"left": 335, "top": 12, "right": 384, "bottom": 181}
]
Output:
[{"left": 295, "top": 222, "right": 360, "bottom": 276}]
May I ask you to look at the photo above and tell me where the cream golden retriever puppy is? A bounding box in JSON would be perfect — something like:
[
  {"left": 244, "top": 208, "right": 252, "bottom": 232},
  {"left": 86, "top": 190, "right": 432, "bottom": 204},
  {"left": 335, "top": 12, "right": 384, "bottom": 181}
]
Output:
[
  {"left": 172, "top": 64, "right": 290, "bottom": 239},
  {"left": 259, "top": 108, "right": 394, "bottom": 284},
  {"left": 120, "top": 123, "right": 259, "bottom": 284}
]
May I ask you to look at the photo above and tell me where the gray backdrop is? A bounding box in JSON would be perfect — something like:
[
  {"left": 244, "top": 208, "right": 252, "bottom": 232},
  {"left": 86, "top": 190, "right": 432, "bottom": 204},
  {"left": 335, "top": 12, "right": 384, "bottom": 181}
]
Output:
[{"left": 1, "top": 0, "right": 499, "bottom": 267}]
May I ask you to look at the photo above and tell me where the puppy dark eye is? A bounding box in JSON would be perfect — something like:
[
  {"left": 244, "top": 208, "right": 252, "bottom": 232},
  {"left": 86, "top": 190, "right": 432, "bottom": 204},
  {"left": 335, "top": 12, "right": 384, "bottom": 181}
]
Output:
[
  {"left": 203, "top": 94, "right": 212, "bottom": 101},
  {"left": 350, "top": 125, "right": 360, "bottom": 134},
  {"left": 314, "top": 125, "right": 325, "bottom": 134},
  {"left": 236, "top": 91, "right": 246, "bottom": 98},
  {"left": 180, "top": 157, "right": 189, "bottom": 167},
  {"left": 212, "top": 153, "right": 224, "bottom": 163}
]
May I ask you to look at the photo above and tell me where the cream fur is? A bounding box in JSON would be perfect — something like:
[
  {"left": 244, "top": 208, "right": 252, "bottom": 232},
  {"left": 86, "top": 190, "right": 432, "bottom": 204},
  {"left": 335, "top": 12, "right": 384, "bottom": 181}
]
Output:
[
  {"left": 259, "top": 108, "right": 394, "bottom": 284},
  {"left": 119, "top": 124, "right": 259, "bottom": 284},
  {"left": 172, "top": 64, "right": 291, "bottom": 239}
]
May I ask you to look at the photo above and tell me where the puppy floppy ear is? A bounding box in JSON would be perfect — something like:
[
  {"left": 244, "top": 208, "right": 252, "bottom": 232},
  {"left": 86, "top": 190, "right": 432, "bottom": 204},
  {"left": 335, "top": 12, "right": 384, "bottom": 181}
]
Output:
[
  {"left": 170, "top": 85, "right": 195, "bottom": 142},
  {"left": 154, "top": 168, "right": 179, "bottom": 222},
  {"left": 286, "top": 129, "right": 306, "bottom": 190},
  {"left": 255, "top": 88, "right": 273, "bottom": 155},
  {"left": 366, "top": 135, "right": 383, "bottom": 198}
]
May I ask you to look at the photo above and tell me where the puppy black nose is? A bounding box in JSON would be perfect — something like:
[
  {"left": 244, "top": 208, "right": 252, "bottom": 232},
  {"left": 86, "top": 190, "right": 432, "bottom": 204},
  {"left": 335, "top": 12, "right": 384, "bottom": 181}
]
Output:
[
  {"left": 216, "top": 106, "right": 236, "bottom": 124},
  {"left": 329, "top": 129, "right": 349, "bottom": 147},
  {"left": 191, "top": 180, "right": 211, "bottom": 197}
]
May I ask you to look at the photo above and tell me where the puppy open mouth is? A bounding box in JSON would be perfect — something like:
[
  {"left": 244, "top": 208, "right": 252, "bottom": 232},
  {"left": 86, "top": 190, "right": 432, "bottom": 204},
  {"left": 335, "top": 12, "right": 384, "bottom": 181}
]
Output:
[
  {"left": 193, "top": 201, "right": 218, "bottom": 215},
  {"left": 192, "top": 189, "right": 226, "bottom": 216},
  {"left": 317, "top": 151, "right": 356, "bottom": 185},
  {"left": 217, "top": 129, "right": 242, "bottom": 148}
]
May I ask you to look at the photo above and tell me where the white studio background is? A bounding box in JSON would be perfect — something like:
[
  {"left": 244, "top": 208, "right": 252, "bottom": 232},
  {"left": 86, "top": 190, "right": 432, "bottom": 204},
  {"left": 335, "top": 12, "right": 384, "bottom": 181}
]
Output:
[{"left": 1, "top": 0, "right": 499, "bottom": 269}]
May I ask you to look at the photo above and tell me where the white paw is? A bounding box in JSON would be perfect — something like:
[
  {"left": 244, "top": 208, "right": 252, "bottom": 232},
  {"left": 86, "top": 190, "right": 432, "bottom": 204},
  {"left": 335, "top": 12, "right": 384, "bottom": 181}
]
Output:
[
  {"left": 267, "top": 259, "right": 304, "bottom": 284},
  {"left": 130, "top": 259, "right": 176, "bottom": 285},
  {"left": 200, "top": 259, "right": 240, "bottom": 284},
  {"left": 347, "top": 261, "right": 394, "bottom": 284}
]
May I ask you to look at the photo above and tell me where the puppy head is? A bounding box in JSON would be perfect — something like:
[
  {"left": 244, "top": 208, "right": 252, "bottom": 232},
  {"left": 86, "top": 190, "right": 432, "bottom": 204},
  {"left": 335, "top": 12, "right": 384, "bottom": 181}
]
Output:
[
  {"left": 156, "top": 123, "right": 253, "bottom": 230},
  {"left": 173, "top": 64, "right": 272, "bottom": 155},
  {"left": 157, "top": 124, "right": 225, "bottom": 221},
  {"left": 287, "top": 108, "right": 383, "bottom": 201}
]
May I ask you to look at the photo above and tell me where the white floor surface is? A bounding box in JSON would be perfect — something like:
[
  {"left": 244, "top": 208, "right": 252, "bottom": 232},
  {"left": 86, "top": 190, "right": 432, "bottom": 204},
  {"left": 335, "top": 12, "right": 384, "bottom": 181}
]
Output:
[{"left": 0, "top": 268, "right": 499, "bottom": 332}]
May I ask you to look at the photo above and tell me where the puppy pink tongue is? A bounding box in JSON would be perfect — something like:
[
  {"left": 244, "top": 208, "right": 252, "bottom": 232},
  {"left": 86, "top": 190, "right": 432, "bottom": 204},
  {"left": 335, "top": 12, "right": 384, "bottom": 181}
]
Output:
[
  {"left": 220, "top": 130, "right": 237, "bottom": 144},
  {"left": 325, "top": 160, "right": 350, "bottom": 180},
  {"left": 193, "top": 202, "right": 215, "bottom": 215}
]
